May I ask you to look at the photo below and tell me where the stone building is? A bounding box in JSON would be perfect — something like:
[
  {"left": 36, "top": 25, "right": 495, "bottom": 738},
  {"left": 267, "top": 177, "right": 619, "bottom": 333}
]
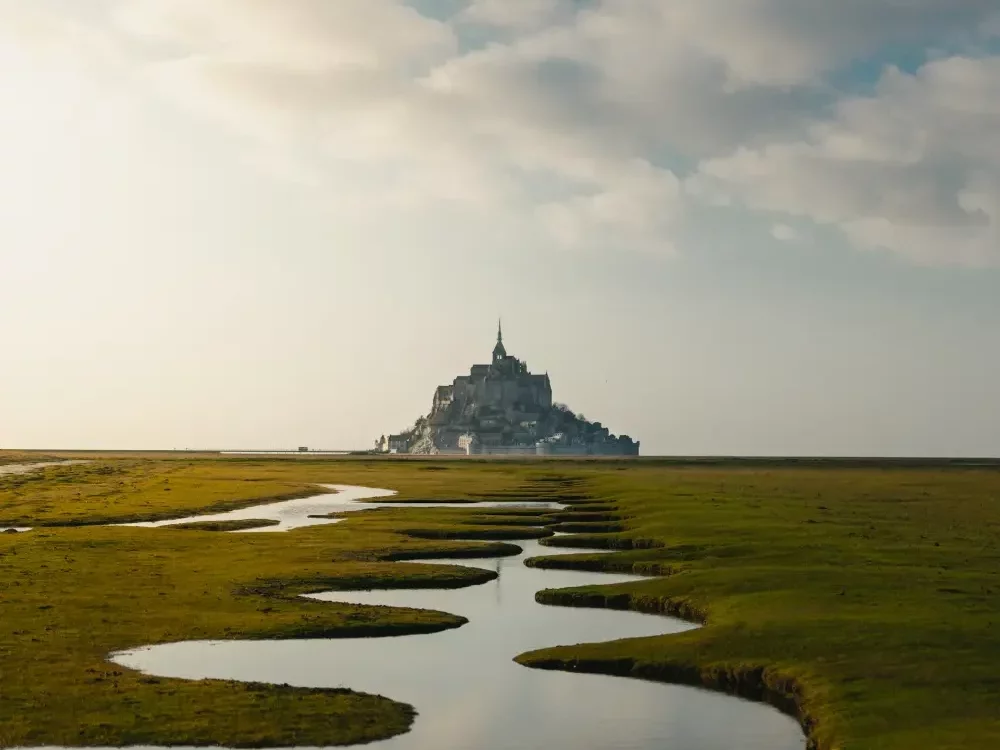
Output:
[
  {"left": 379, "top": 322, "right": 639, "bottom": 456},
  {"left": 387, "top": 434, "right": 410, "bottom": 454}
]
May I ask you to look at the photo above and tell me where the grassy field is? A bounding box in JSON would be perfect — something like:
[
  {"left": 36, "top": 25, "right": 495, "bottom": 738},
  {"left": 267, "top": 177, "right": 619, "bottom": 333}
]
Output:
[
  {"left": 0, "top": 454, "right": 534, "bottom": 527},
  {"left": 2, "top": 454, "right": 999, "bottom": 748},
  {"left": 517, "top": 464, "right": 1000, "bottom": 750},
  {"left": 0, "top": 457, "right": 562, "bottom": 747},
  {"left": 0, "top": 452, "right": 62, "bottom": 467}
]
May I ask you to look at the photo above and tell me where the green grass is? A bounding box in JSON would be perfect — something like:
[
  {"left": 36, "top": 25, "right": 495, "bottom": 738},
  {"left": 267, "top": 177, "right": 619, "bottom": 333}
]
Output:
[
  {"left": 515, "top": 464, "right": 1000, "bottom": 750},
  {"left": 0, "top": 459, "right": 563, "bottom": 747},
  {"left": 170, "top": 519, "right": 281, "bottom": 531},
  {"left": 0, "top": 451, "right": 62, "bottom": 466},
  {"left": 0, "top": 513, "right": 547, "bottom": 745},
  {"left": 0, "top": 457, "right": 534, "bottom": 526},
  {"left": 2, "top": 456, "right": 1000, "bottom": 748}
]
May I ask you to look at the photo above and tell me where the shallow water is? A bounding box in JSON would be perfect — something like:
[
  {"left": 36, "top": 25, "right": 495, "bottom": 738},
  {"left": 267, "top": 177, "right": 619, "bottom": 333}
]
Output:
[
  {"left": 119, "top": 484, "right": 557, "bottom": 533},
  {"left": 0, "top": 460, "right": 90, "bottom": 532},
  {"left": 0, "top": 460, "right": 89, "bottom": 477},
  {"left": 107, "top": 486, "right": 806, "bottom": 750}
]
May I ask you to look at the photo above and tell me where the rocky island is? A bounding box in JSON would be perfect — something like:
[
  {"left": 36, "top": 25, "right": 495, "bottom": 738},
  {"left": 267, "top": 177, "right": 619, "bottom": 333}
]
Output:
[{"left": 376, "top": 323, "right": 639, "bottom": 456}]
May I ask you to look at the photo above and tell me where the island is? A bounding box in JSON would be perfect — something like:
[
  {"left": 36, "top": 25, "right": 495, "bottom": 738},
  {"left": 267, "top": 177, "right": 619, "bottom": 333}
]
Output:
[{"left": 376, "top": 322, "right": 639, "bottom": 456}]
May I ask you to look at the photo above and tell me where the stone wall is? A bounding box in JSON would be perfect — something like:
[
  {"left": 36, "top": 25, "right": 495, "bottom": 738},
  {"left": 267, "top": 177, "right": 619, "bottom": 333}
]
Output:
[
  {"left": 536, "top": 442, "right": 640, "bottom": 456},
  {"left": 474, "top": 445, "right": 539, "bottom": 456}
]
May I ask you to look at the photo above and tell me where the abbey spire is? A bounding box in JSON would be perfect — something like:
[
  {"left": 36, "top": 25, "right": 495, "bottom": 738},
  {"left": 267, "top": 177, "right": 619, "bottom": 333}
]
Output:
[{"left": 492, "top": 317, "right": 507, "bottom": 362}]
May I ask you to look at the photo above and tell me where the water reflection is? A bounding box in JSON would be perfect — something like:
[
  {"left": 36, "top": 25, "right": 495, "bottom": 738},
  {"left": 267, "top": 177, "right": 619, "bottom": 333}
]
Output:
[
  {"left": 119, "top": 484, "right": 557, "bottom": 533},
  {"left": 113, "top": 536, "right": 806, "bottom": 750},
  {"left": 19, "top": 484, "right": 805, "bottom": 749},
  {"left": 0, "top": 460, "right": 89, "bottom": 477},
  {"left": 119, "top": 484, "right": 397, "bottom": 532}
]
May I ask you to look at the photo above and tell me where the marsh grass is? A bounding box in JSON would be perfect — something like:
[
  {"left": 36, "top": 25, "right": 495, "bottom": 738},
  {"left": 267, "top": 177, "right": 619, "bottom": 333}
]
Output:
[
  {"left": 0, "top": 451, "right": 62, "bottom": 466},
  {"left": 516, "top": 465, "right": 1000, "bottom": 750},
  {"left": 0, "top": 461, "right": 572, "bottom": 747},
  {"left": 0, "top": 458, "right": 547, "bottom": 527},
  {"left": 170, "top": 519, "right": 281, "bottom": 531},
  {"left": 4, "top": 457, "right": 1000, "bottom": 749}
]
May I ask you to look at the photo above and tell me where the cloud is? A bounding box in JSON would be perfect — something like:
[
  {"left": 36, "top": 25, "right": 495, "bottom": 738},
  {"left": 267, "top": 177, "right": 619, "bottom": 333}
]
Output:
[
  {"left": 112, "top": 1, "right": 694, "bottom": 253},
  {"left": 688, "top": 56, "right": 1000, "bottom": 266},
  {"left": 537, "top": 159, "right": 683, "bottom": 254},
  {"left": 459, "top": 0, "right": 574, "bottom": 31},
  {"left": 0, "top": 4, "right": 128, "bottom": 192},
  {"left": 771, "top": 224, "right": 800, "bottom": 242},
  {"left": 618, "top": 0, "right": 1000, "bottom": 87},
  {"left": 22, "top": 0, "right": 987, "bottom": 264},
  {"left": 114, "top": 0, "right": 457, "bottom": 71},
  {"left": 0, "top": 4, "right": 122, "bottom": 71}
]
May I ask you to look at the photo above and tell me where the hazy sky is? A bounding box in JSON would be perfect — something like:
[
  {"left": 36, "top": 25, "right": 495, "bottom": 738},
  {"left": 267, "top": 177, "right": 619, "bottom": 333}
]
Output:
[{"left": 2, "top": 0, "right": 999, "bottom": 456}]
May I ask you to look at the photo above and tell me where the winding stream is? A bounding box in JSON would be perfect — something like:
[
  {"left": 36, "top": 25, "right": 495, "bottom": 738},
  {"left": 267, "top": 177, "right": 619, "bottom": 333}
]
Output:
[
  {"left": 118, "top": 483, "right": 561, "bottom": 532},
  {"left": 107, "top": 485, "right": 806, "bottom": 750}
]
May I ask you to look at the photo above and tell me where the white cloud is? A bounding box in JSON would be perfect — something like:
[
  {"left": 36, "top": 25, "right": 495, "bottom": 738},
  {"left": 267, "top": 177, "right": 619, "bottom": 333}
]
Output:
[
  {"left": 12, "top": 0, "right": 992, "bottom": 265},
  {"left": 537, "top": 158, "right": 683, "bottom": 254},
  {"left": 771, "top": 224, "right": 799, "bottom": 242},
  {"left": 0, "top": 4, "right": 122, "bottom": 71},
  {"left": 0, "top": 5, "right": 132, "bottom": 240},
  {"left": 689, "top": 56, "right": 1000, "bottom": 266},
  {"left": 111, "top": 0, "right": 692, "bottom": 253},
  {"left": 650, "top": 0, "right": 999, "bottom": 87},
  {"left": 459, "top": 0, "right": 573, "bottom": 30},
  {"left": 514, "top": 1, "right": 1000, "bottom": 96},
  {"left": 114, "top": 0, "right": 456, "bottom": 72}
]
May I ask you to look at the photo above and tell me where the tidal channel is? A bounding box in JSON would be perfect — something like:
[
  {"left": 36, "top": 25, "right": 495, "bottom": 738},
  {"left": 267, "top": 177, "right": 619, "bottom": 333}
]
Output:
[{"left": 106, "top": 485, "right": 806, "bottom": 750}]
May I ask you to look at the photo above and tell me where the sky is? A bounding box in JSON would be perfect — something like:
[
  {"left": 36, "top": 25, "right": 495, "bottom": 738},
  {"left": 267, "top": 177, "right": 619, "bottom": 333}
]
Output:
[{"left": 1, "top": 0, "right": 999, "bottom": 456}]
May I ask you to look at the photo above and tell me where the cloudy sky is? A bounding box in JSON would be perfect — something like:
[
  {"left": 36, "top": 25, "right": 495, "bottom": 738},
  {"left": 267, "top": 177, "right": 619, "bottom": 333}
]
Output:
[{"left": 2, "top": 0, "right": 999, "bottom": 456}]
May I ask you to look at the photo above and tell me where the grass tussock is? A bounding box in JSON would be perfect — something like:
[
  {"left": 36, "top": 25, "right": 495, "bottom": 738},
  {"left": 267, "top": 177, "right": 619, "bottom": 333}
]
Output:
[
  {"left": 401, "top": 525, "right": 553, "bottom": 541},
  {"left": 170, "top": 519, "right": 281, "bottom": 531},
  {"left": 548, "top": 521, "right": 626, "bottom": 534}
]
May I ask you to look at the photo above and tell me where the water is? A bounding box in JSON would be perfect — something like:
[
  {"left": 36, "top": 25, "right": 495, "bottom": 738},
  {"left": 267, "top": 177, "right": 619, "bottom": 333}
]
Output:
[
  {"left": 106, "top": 486, "right": 806, "bottom": 750},
  {"left": 0, "top": 461, "right": 90, "bottom": 532},
  {"left": 0, "top": 460, "right": 89, "bottom": 477},
  {"left": 119, "top": 484, "right": 558, "bottom": 533},
  {"left": 14, "top": 484, "right": 805, "bottom": 749}
]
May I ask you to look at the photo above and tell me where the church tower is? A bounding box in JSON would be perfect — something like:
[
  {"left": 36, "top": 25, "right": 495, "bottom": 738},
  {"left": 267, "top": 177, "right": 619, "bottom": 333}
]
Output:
[{"left": 492, "top": 318, "right": 507, "bottom": 364}]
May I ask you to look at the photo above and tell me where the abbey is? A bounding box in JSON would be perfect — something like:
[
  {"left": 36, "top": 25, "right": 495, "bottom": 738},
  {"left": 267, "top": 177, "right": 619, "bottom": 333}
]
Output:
[{"left": 376, "top": 323, "right": 639, "bottom": 456}]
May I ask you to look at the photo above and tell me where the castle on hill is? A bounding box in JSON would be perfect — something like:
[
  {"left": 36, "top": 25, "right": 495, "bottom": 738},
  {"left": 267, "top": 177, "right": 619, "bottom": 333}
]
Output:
[{"left": 375, "top": 322, "right": 639, "bottom": 456}]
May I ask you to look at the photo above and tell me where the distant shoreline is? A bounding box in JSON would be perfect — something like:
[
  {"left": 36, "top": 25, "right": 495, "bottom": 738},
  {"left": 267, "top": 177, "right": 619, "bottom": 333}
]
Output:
[{"left": 3, "top": 448, "right": 1000, "bottom": 468}]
